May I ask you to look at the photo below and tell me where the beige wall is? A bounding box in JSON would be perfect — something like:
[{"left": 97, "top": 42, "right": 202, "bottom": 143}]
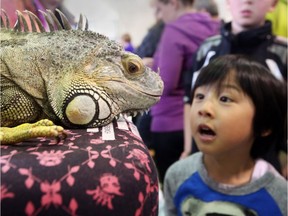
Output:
[{"left": 64, "top": 0, "right": 230, "bottom": 47}]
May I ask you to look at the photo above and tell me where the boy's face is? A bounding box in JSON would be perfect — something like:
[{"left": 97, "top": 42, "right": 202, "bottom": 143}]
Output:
[
  {"left": 190, "top": 74, "right": 255, "bottom": 156},
  {"left": 227, "top": 0, "right": 277, "bottom": 33}
]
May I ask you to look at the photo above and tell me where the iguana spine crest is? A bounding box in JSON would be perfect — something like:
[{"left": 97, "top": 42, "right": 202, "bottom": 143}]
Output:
[{"left": 0, "top": 9, "right": 87, "bottom": 32}]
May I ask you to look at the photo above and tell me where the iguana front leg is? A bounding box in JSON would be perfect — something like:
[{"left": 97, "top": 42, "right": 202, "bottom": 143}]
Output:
[
  {"left": 1, "top": 75, "right": 43, "bottom": 127},
  {"left": 0, "top": 119, "right": 67, "bottom": 145}
]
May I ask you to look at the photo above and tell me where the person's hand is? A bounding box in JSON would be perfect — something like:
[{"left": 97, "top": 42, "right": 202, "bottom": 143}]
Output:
[{"left": 142, "top": 57, "right": 154, "bottom": 68}]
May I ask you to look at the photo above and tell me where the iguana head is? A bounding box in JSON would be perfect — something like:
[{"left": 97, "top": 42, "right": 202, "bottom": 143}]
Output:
[
  {"left": 39, "top": 12, "right": 163, "bottom": 128},
  {"left": 56, "top": 50, "right": 163, "bottom": 128}
]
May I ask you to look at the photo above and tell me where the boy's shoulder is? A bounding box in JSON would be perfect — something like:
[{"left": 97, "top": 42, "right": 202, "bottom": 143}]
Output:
[
  {"left": 265, "top": 174, "right": 288, "bottom": 216},
  {"left": 165, "top": 152, "right": 202, "bottom": 182},
  {"left": 164, "top": 152, "right": 203, "bottom": 204}
]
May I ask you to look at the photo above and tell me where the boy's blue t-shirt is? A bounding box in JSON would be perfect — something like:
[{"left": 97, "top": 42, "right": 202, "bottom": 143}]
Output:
[
  {"left": 174, "top": 172, "right": 282, "bottom": 216},
  {"left": 164, "top": 152, "right": 287, "bottom": 216}
]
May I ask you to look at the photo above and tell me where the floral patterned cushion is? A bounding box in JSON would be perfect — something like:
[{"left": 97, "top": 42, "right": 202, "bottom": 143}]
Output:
[{"left": 1, "top": 119, "right": 159, "bottom": 216}]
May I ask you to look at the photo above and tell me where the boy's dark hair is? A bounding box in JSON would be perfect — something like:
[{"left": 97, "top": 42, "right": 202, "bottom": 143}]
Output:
[{"left": 191, "top": 55, "right": 287, "bottom": 159}]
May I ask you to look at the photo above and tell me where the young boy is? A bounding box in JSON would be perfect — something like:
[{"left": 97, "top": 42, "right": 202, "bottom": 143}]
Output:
[
  {"left": 183, "top": 0, "right": 287, "bottom": 174},
  {"left": 164, "top": 55, "right": 287, "bottom": 216}
]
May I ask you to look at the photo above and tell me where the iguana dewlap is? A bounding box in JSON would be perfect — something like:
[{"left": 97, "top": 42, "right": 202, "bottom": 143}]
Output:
[{"left": 0, "top": 10, "right": 163, "bottom": 144}]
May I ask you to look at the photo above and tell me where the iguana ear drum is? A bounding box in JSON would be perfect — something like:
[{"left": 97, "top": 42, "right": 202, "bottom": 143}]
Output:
[
  {"left": 65, "top": 95, "right": 96, "bottom": 125},
  {"left": 64, "top": 93, "right": 112, "bottom": 127}
]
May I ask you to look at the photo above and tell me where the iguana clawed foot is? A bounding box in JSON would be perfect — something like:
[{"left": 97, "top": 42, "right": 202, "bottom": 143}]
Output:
[{"left": 0, "top": 119, "right": 67, "bottom": 145}]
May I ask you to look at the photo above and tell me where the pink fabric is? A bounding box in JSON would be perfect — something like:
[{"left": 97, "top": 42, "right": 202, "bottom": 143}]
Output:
[{"left": 1, "top": 120, "right": 159, "bottom": 216}]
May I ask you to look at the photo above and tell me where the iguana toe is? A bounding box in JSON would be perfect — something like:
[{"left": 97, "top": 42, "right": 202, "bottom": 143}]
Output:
[
  {"left": 0, "top": 119, "right": 67, "bottom": 145},
  {"left": 33, "top": 119, "right": 55, "bottom": 126}
]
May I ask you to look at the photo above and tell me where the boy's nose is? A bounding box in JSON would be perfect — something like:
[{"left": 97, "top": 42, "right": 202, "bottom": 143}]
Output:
[
  {"left": 198, "top": 100, "right": 214, "bottom": 118},
  {"left": 198, "top": 109, "right": 213, "bottom": 117}
]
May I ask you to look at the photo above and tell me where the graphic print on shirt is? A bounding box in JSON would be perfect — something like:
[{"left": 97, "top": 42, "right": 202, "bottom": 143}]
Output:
[
  {"left": 181, "top": 196, "right": 258, "bottom": 216},
  {"left": 174, "top": 172, "right": 283, "bottom": 216}
]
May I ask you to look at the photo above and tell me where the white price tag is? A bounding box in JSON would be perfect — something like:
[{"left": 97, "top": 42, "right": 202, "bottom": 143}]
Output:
[{"left": 102, "top": 123, "right": 115, "bottom": 140}]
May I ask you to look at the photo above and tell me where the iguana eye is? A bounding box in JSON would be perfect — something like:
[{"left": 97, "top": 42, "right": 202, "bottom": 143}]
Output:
[
  {"left": 128, "top": 62, "right": 140, "bottom": 73},
  {"left": 122, "top": 54, "right": 144, "bottom": 75}
]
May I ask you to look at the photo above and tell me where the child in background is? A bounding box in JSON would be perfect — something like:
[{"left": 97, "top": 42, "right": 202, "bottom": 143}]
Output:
[
  {"left": 164, "top": 55, "right": 287, "bottom": 216},
  {"left": 121, "top": 33, "right": 135, "bottom": 53},
  {"left": 183, "top": 0, "right": 287, "bottom": 175}
]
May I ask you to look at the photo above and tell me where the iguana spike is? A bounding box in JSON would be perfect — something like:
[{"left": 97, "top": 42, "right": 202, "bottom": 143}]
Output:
[
  {"left": 26, "top": 10, "right": 45, "bottom": 32},
  {"left": 0, "top": 13, "right": 4, "bottom": 28},
  {"left": 39, "top": 10, "right": 54, "bottom": 32},
  {"left": 16, "top": 10, "right": 29, "bottom": 32},
  {"left": 13, "top": 14, "right": 21, "bottom": 32},
  {"left": 25, "top": 10, "right": 37, "bottom": 32},
  {"left": 84, "top": 16, "right": 89, "bottom": 31},
  {"left": 1, "top": 9, "right": 9, "bottom": 29},
  {"left": 77, "top": 14, "right": 83, "bottom": 30},
  {"left": 46, "top": 9, "right": 63, "bottom": 30},
  {"left": 55, "top": 9, "right": 71, "bottom": 30}
]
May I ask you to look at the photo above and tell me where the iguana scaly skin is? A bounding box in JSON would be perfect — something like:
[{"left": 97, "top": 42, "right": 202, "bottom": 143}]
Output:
[{"left": 0, "top": 10, "right": 163, "bottom": 144}]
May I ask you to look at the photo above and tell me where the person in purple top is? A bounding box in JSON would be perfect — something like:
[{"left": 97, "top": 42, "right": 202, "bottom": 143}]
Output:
[{"left": 150, "top": 0, "right": 220, "bottom": 183}]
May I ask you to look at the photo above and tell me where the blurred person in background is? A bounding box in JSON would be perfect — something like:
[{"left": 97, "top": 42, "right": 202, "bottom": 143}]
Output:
[
  {"left": 193, "top": 0, "right": 220, "bottom": 21},
  {"left": 134, "top": 0, "right": 165, "bottom": 61},
  {"left": 150, "top": 0, "right": 220, "bottom": 183},
  {"left": 121, "top": 33, "right": 135, "bottom": 52},
  {"left": 266, "top": 0, "right": 287, "bottom": 37},
  {"left": 135, "top": 0, "right": 165, "bottom": 152}
]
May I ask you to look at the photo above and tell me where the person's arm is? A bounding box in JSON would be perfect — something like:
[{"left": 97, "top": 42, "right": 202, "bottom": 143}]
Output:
[
  {"left": 180, "top": 54, "right": 199, "bottom": 159},
  {"left": 180, "top": 103, "right": 192, "bottom": 159}
]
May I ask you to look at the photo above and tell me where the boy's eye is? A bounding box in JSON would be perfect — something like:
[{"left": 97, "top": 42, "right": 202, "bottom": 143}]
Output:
[
  {"left": 195, "top": 93, "right": 204, "bottom": 100},
  {"left": 219, "top": 96, "right": 232, "bottom": 102}
]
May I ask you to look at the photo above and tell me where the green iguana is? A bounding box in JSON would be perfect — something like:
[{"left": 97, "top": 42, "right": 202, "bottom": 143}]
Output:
[{"left": 0, "top": 9, "right": 163, "bottom": 144}]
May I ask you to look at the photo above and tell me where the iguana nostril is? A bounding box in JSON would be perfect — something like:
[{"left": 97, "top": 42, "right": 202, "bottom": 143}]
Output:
[{"left": 65, "top": 95, "right": 96, "bottom": 125}]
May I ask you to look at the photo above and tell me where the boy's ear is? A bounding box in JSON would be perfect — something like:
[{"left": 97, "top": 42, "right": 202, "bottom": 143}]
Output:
[
  {"left": 268, "top": 0, "right": 278, "bottom": 12},
  {"left": 261, "top": 129, "right": 272, "bottom": 137}
]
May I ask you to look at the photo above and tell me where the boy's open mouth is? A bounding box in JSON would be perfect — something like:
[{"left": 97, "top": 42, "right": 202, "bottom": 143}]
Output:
[{"left": 198, "top": 124, "right": 216, "bottom": 137}]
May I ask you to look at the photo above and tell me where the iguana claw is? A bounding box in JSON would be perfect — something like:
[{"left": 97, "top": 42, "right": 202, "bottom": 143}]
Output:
[{"left": 0, "top": 119, "right": 67, "bottom": 145}]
